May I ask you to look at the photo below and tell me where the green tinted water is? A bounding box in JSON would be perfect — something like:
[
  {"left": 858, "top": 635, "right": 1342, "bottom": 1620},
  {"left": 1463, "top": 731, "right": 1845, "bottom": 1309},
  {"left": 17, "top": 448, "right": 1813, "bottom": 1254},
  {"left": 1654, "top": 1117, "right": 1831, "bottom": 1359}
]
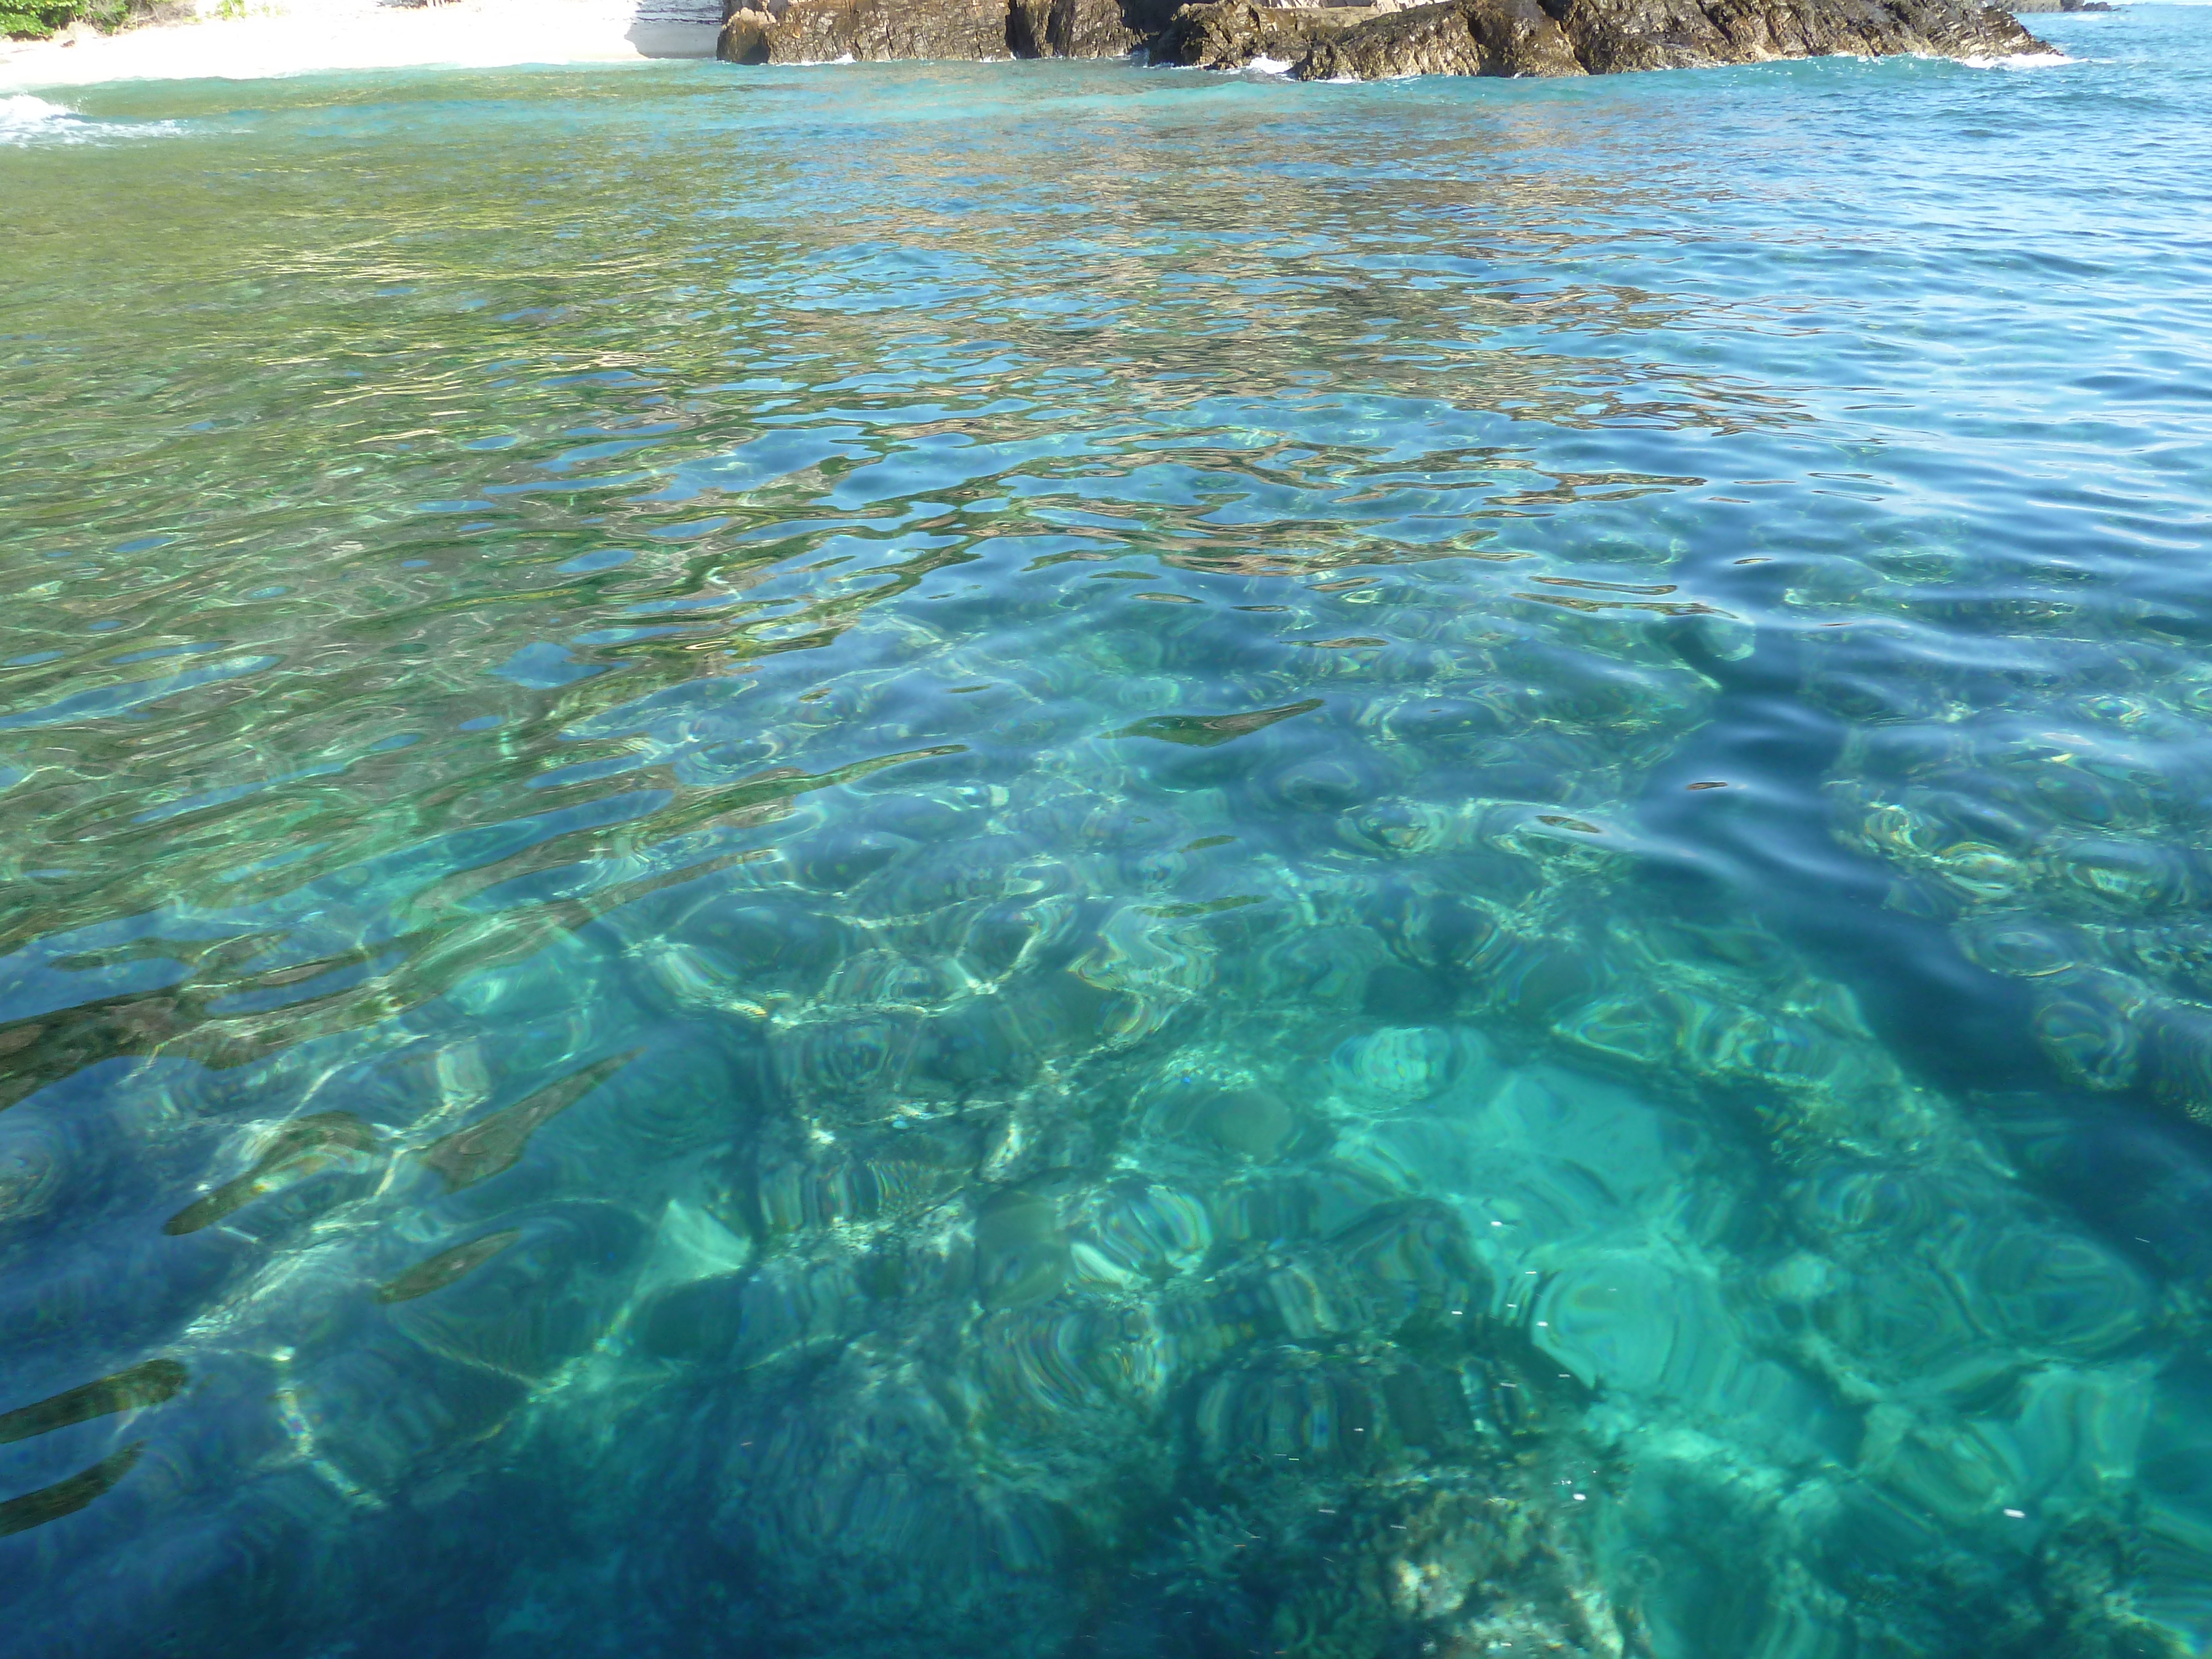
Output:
[{"left": 4, "top": 25, "right": 2212, "bottom": 1657}]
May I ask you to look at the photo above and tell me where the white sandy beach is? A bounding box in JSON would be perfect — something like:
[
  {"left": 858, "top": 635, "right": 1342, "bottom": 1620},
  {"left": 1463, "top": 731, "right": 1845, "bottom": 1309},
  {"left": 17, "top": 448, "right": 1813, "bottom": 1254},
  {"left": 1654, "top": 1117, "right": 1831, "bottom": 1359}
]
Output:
[{"left": 0, "top": 0, "right": 719, "bottom": 92}]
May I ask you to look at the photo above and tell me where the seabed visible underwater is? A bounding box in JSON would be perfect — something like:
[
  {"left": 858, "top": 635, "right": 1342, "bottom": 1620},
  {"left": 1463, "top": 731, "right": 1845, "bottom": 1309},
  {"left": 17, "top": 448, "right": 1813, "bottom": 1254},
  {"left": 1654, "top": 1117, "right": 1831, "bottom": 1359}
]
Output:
[{"left": 5, "top": 14, "right": 2212, "bottom": 1657}]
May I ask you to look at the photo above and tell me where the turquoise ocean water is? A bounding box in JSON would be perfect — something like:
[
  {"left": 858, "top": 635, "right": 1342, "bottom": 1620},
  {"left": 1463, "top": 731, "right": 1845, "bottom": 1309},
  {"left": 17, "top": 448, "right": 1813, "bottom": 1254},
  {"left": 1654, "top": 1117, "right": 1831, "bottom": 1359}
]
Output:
[{"left": 4, "top": 12, "right": 2212, "bottom": 1654}]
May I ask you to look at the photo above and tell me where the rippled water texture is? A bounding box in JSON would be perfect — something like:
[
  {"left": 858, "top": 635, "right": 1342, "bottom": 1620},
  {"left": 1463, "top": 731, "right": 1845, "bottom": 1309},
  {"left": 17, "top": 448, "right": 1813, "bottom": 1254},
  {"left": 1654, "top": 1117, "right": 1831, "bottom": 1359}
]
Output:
[{"left": 6, "top": 15, "right": 2212, "bottom": 1657}]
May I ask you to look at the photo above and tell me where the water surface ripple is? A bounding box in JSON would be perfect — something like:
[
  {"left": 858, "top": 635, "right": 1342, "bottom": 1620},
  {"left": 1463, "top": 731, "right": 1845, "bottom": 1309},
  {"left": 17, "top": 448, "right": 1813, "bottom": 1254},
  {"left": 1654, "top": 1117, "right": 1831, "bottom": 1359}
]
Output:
[{"left": 4, "top": 16, "right": 2212, "bottom": 1657}]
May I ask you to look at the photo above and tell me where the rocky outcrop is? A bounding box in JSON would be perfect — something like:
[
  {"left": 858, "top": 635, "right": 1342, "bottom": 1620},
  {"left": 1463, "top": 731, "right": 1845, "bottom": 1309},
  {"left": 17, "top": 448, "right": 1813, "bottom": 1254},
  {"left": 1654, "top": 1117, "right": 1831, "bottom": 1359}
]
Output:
[
  {"left": 1008, "top": 0, "right": 1154, "bottom": 56},
  {"left": 718, "top": 0, "right": 1180, "bottom": 60},
  {"left": 1307, "top": 0, "right": 1583, "bottom": 77},
  {"left": 1544, "top": 0, "right": 2048, "bottom": 72},
  {"left": 1162, "top": 0, "right": 1581, "bottom": 77},
  {"left": 1158, "top": 0, "right": 2048, "bottom": 76},
  {"left": 721, "top": 0, "right": 1014, "bottom": 63},
  {"left": 718, "top": 0, "right": 2048, "bottom": 71},
  {"left": 1155, "top": 0, "right": 1364, "bottom": 66}
]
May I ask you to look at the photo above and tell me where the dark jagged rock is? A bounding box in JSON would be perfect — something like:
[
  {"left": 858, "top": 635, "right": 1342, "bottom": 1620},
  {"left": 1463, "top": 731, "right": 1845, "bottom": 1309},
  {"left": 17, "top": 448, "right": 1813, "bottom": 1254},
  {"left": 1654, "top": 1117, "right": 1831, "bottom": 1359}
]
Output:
[
  {"left": 1160, "top": 0, "right": 2048, "bottom": 76},
  {"left": 717, "top": 0, "right": 2049, "bottom": 74},
  {"left": 1302, "top": 0, "right": 1584, "bottom": 78},
  {"left": 721, "top": 0, "right": 1018, "bottom": 63},
  {"left": 1008, "top": 0, "right": 1147, "bottom": 56},
  {"left": 719, "top": 0, "right": 1183, "bottom": 61},
  {"left": 1543, "top": 0, "right": 2048, "bottom": 72},
  {"left": 1152, "top": 0, "right": 1369, "bottom": 67}
]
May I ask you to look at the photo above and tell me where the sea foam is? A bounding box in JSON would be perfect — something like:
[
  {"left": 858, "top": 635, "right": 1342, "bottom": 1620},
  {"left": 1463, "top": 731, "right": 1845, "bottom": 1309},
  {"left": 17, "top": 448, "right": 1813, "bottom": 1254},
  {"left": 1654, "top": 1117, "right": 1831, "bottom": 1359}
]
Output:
[
  {"left": 0, "top": 93, "right": 79, "bottom": 140},
  {"left": 0, "top": 92, "right": 180, "bottom": 145},
  {"left": 1959, "top": 48, "right": 2076, "bottom": 66}
]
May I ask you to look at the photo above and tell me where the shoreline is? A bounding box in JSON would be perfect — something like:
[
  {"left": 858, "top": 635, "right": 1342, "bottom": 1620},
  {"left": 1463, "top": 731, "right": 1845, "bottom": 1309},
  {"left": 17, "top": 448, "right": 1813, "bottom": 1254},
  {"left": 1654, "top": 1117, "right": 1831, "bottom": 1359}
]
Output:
[{"left": 0, "top": 0, "right": 718, "bottom": 93}]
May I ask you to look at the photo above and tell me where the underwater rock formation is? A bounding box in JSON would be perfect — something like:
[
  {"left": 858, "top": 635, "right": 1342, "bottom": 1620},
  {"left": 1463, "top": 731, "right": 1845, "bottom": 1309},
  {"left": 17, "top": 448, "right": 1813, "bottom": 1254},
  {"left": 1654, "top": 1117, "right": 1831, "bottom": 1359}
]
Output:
[
  {"left": 6, "top": 682, "right": 2205, "bottom": 1658},
  {"left": 717, "top": 0, "right": 2049, "bottom": 75},
  {"left": 3, "top": 509, "right": 2202, "bottom": 1659}
]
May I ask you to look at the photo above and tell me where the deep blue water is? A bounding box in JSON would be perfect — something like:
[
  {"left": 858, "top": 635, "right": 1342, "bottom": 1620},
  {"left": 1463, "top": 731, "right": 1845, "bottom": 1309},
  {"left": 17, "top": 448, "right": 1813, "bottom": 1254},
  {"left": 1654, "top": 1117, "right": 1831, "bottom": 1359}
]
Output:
[{"left": 4, "top": 12, "right": 2212, "bottom": 1656}]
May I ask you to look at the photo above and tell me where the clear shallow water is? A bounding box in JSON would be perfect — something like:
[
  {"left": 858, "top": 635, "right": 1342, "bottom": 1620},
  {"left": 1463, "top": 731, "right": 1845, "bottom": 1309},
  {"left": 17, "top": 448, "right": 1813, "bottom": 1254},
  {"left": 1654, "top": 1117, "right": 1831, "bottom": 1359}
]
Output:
[{"left": 3, "top": 15, "right": 2212, "bottom": 1656}]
